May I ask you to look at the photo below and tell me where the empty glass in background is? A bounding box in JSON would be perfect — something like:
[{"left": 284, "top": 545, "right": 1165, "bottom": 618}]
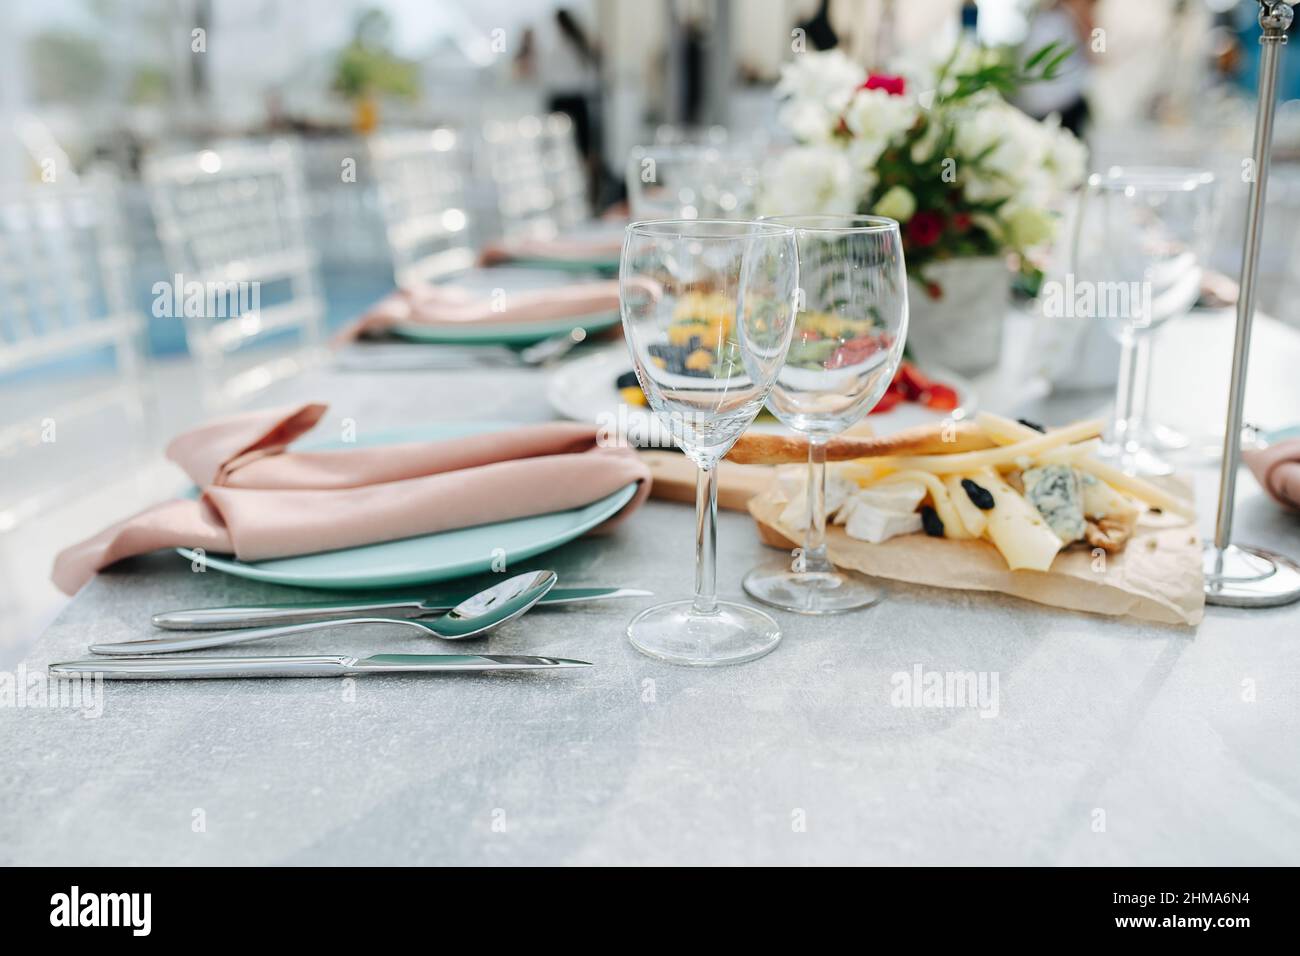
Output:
[
  {"left": 1073, "top": 167, "right": 1216, "bottom": 476},
  {"left": 626, "top": 144, "right": 762, "bottom": 222},
  {"left": 620, "top": 220, "right": 798, "bottom": 665},
  {"left": 742, "top": 215, "right": 908, "bottom": 615}
]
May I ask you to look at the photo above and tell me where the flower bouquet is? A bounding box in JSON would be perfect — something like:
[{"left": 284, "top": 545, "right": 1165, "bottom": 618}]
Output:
[{"left": 763, "top": 42, "right": 1087, "bottom": 373}]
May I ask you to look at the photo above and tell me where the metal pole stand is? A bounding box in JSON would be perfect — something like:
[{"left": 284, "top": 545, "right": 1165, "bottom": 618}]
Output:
[{"left": 1203, "top": 0, "right": 1300, "bottom": 606}]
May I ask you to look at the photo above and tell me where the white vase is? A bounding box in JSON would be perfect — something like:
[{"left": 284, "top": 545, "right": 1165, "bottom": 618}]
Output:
[{"left": 906, "top": 257, "right": 1011, "bottom": 376}]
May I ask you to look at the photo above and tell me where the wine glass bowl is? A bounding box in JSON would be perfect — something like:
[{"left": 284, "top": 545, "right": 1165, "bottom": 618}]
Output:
[
  {"left": 743, "top": 215, "right": 909, "bottom": 615},
  {"left": 620, "top": 219, "right": 799, "bottom": 664},
  {"left": 1075, "top": 167, "right": 1216, "bottom": 475}
]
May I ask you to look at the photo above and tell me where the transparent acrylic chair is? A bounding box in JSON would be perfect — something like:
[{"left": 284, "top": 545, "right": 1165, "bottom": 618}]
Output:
[
  {"left": 539, "top": 112, "right": 590, "bottom": 229},
  {"left": 0, "top": 175, "right": 153, "bottom": 533},
  {"left": 143, "top": 139, "right": 325, "bottom": 408},
  {"left": 368, "top": 127, "right": 480, "bottom": 286},
  {"left": 482, "top": 115, "right": 560, "bottom": 243}
]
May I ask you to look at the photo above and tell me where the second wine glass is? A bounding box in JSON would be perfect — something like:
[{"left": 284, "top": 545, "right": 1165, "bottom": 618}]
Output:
[{"left": 743, "top": 215, "right": 908, "bottom": 614}]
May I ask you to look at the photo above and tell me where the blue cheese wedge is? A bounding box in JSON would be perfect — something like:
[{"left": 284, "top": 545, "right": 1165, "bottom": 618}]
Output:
[{"left": 1021, "top": 464, "right": 1086, "bottom": 543}]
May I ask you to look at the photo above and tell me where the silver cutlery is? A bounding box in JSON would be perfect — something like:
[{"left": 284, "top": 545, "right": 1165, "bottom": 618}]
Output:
[
  {"left": 151, "top": 585, "right": 651, "bottom": 631},
  {"left": 334, "top": 343, "right": 522, "bottom": 371},
  {"left": 49, "top": 653, "right": 591, "bottom": 680},
  {"left": 519, "top": 327, "right": 587, "bottom": 366},
  {"left": 93, "top": 570, "right": 558, "bottom": 656}
]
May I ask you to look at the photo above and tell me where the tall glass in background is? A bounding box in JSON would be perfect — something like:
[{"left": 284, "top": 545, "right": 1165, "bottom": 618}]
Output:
[
  {"left": 742, "top": 215, "right": 908, "bottom": 614},
  {"left": 1074, "top": 167, "right": 1216, "bottom": 475},
  {"left": 626, "top": 144, "right": 761, "bottom": 222},
  {"left": 620, "top": 220, "right": 798, "bottom": 665}
]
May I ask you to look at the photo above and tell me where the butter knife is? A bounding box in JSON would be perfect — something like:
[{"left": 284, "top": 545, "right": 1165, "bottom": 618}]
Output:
[
  {"left": 48, "top": 653, "right": 591, "bottom": 680},
  {"left": 152, "top": 587, "right": 652, "bottom": 631}
]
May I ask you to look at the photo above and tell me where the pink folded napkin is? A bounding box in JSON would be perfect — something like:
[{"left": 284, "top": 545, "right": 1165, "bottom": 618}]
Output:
[
  {"left": 1245, "top": 438, "right": 1300, "bottom": 512},
  {"left": 52, "top": 403, "right": 651, "bottom": 594},
  {"left": 335, "top": 280, "right": 621, "bottom": 343}
]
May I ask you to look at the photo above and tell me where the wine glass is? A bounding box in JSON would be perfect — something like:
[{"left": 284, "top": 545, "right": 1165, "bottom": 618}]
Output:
[
  {"left": 626, "top": 144, "right": 762, "bottom": 222},
  {"left": 741, "top": 215, "right": 908, "bottom": 614},
  {"left": 1073, "top": 167, "right": 1215, "bottom": 475},
  {"left": 620, "top": 220, "right": 799, "bottom": 665}
]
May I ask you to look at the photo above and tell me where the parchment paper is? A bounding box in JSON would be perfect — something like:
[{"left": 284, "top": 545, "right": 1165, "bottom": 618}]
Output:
[{"left": 748, "top": 477, "right": 1205, "bottom": 626}]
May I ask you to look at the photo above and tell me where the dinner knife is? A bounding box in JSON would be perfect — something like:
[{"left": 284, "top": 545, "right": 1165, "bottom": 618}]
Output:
[
  {"left": 151, "top": 587, "right": 652, "bottom": 631},
  {"left": 48, "top": 653, "right": 592, "bottom": 680}
]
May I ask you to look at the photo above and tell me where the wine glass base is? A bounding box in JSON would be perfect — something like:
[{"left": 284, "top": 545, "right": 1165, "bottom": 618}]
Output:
[
  {"left": 627, "top": 600, "right": 782, "bottom": 666},
  {"left": 1096, "top": 441, "right": 1173, "bottom": 477},
  {"left": 1143, "top": 422, "right": 1191, "bottom": 452},
  {"left": 743, "top": 567, "right": 881, "bottom": 615},
  {"left": 1203, "top": 543, "right": 1300, "bottom": 607}
]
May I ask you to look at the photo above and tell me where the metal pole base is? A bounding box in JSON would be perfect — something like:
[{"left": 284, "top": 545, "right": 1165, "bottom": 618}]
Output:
[{"left": 1203, "top": 543, "right": 1300, "bottom": 607}]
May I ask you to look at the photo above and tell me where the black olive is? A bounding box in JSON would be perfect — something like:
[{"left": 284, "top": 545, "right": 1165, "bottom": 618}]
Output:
[
  {"left": 1017, "top": 418, "right": 1047, "bottom": 433},
  {"left": 960, "top": 478, "right": 995, "bottom": 510},
  {"left": 615, "top": 371, "right": 640, "bottom": 390},
  {"left": 920, "top": 506, "right": 945, "bottom": 537}
]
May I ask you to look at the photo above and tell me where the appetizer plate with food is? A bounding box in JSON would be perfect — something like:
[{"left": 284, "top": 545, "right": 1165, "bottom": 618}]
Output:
[
  {"left": 547, "top": 344, "right": 975, "bottom": 442},
  {"left": 737, "top": 413, "right": 1204, "bottom": 624}
]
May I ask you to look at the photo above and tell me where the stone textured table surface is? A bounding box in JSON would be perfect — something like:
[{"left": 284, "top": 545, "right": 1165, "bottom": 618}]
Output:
[{"left": 3, "top": 312, "right": 1300, "bottom": 866}]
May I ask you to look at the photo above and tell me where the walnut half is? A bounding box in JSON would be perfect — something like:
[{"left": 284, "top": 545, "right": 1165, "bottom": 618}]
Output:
[{"left": 1084, "top": 515, "right": 1134, "bottom": 553}]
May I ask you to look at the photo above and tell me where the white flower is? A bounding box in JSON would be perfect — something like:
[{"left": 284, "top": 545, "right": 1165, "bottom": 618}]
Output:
[
  {"left": 1040, "top": 120, "right": 1087, "bottom": 192},
  {"left": 842, "top": 87, "right": 918, "bottom": 161},
  {"left": 778, "top": 99, "right": 840, "bottom": 144},
  {"left": 777, "top": 50, "right": 866, "bottom": 111},
  {"left": 909, "top": 118, "right": 943, "bottom": 164},
  {"left": 873, "top": 185, "right": 917, "bottom": 222},
  {"left": 1001, "top": 203, "right": 1056, "bottom": 250},
  {"left": 761, "top": 146, "right": 862, "bottom": 217},
  {"left": 954, "top": 99, "right": 1048, "bottom": 203},
  {"left": 775, "top": 52, "right": 864, "bottom": 144}
]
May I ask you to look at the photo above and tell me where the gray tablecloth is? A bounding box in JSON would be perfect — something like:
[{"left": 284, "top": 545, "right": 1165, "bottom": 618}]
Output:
[{"left": 3, "top": 313, "right": 1299, "bottom": 865}]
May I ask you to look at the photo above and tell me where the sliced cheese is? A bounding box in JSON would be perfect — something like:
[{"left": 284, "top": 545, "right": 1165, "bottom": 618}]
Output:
[
  {"left": 874, "top": 470, "right": 974, "bottom": 539},
  {"left": 944, "top": 474, "right": 989, "bottom": 537},
  {"left": 1080, "top": 459, "right": 1194, "bottom": 520},
  {"left": 975, "top": 412, "right": 1193, "bottom": 519},
  {"left": 837, "top": 459, "right": 897, "bottom": 487},
  {"left": 887, "top": 419, "right": 1104, "bottom": 474},
  {"left": 777, "top": 470, "right": 858, "bottom": 529},
  {"left": 975, "top": 467, "right": 1064, "bottom": 571},
  {"left": 1038, "top": 438, "right": 1100, "bottom": 464},
  {"left": 1079, "top": 473, "right": 1141, "bottom": 521},
  {"left": 844, "top": 503, "right": 923, "bottom": 543}
]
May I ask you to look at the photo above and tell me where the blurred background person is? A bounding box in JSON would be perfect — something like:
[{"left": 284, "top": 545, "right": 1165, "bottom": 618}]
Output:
[
  {"left": 1016, "top": 0, "right": 1100, "bottom": 138},
  {"left": 517, "top": 6, "right": 604, "bottom": 203}
]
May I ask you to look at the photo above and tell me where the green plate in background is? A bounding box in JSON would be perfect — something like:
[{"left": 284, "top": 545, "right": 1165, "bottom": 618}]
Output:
[{"left": 391, "top": 310, "right": 621, "bottom": 346}]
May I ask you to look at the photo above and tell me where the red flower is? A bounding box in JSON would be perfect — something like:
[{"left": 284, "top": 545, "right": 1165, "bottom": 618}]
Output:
[
  {"left": 952, "top": 212, "right": 972, "bottom": 233},
  {"left": 862, "top": 73, "right": 906, "bottom": 96},
  {"left": 907, "top": 210, "right": 945, "bottom": 248},
  {"left": 924, "top": 281, "right": 944, "bottom": 301}
]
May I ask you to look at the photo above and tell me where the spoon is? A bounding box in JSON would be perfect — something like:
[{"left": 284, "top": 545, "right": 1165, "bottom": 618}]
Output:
[{"left": 89, "top": 570, "right": 558, "bottom": 656}]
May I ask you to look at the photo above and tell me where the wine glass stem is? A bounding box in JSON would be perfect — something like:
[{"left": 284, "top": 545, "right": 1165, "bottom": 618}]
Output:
[
  {"left": 1131, "top": 334, "right": 1153, "bottom": 438},
  {"left": 802, "top": 436, "right": 833, "bottom": 574},
  {"left": 1111, "top": 333, "right": 1143, "bottom": 453},
  {"left": 692, "top": 464, "right": 719, "bottom": 616}
]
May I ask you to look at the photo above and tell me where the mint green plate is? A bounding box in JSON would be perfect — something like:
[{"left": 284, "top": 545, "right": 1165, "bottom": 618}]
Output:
[
  {"left": 391, "top": 310, "right": 621, "bottom": 346},
  {"left": 175, "top": 423, "right": 637, "bottom": 590},
  {"left": 507, "top": 256, "right": 618, "bottom": 275}
]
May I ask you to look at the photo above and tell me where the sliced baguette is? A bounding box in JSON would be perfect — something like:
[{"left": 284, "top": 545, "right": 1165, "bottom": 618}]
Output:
[{"left": 726, "top": 422, "right": 994, "bottom": 465}]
